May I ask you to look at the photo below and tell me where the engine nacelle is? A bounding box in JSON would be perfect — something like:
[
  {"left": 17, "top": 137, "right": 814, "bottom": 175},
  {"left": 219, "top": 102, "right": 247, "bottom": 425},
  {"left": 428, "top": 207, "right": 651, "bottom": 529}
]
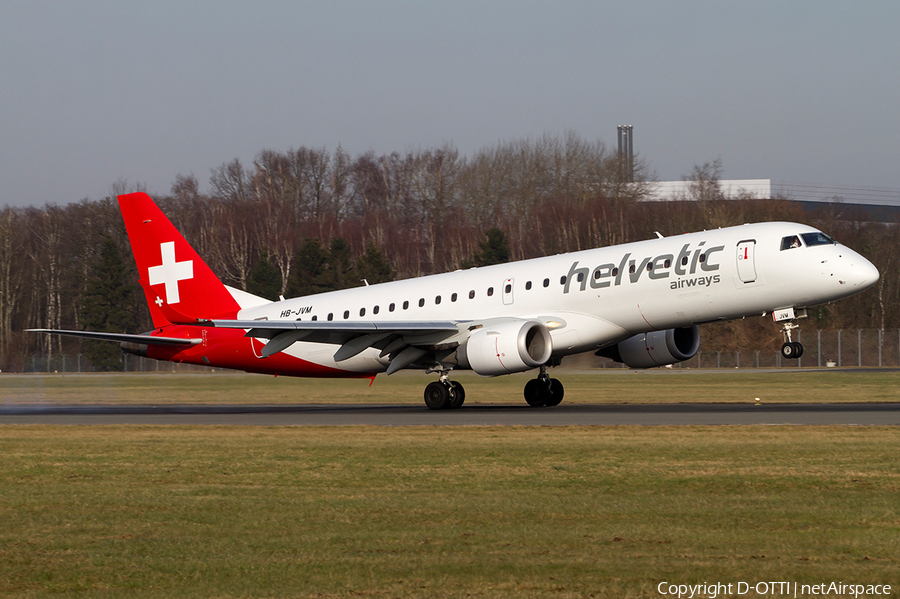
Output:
[
  {"left": 457, "top": 319, "right": 553, "bottom": 376},
  {"left": 596, "top": 325, "right": 700, "bottom": 369}
]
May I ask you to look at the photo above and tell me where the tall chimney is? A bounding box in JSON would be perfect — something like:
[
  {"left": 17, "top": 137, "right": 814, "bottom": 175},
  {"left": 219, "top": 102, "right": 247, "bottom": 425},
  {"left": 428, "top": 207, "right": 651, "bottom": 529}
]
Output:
[{"left": 617, "top": 125, "right": 634, "bottom": 182}]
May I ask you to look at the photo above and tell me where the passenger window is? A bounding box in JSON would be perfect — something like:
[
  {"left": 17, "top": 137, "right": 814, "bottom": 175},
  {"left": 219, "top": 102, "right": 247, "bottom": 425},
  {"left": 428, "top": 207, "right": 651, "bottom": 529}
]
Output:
[
  {"left": 403, "top": 301, "right": 409, "bottom": 310},
  {"left": 525, "top": 281, "right": 532, "bottom": 290},
  {"left": 469, "top": 290, "right": 475, "bottom": 299},
  {"left": 560, "top": 275, "right": 566, "bottom": 285},
  {"left": 360, "top": 307, "right": 366, "bottom": 317},
  {"left": 543, "top": 278, "right": 549, "bottom": 288},
  {"left": 435, "top": 295, "right": 441, "bottom": 305},
  {"left": 451, "top": 293, "right": 457, "bottom": 302},
  {"left": 343, "top": 310, "right": 349, "bottom": 319},
  {"left": 373, "top": 305, "right": 379, "bottom": 315},
  {"left": 327, "top": 313, "right": 333, "bottom": 321},
  {"left": 418, "top": 298, "right": 425, "bottom": 307},
  {"left": 389, "top": 303, "right": 395, "bottom": 312},
  {"left": 487, "top": 287, "right": 494, "bottom": 297},
  {"left": 781, "top": 235, "right": 802, "bottom": 250},
  {"left": 312, "top": 315, "right": 317, "bottom": 321}
]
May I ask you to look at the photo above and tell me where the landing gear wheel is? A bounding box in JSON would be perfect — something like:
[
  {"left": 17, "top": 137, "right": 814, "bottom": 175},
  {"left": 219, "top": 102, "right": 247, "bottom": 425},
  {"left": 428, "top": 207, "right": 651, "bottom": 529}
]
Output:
[
  {"left": 524, "top": 377, "right": 565, "bottom": 407},
  {"left": 544, "top": 378, "right": 564, "bottom": 407},
  {"left": 781, "top": 341, "right": 803, "bottom": 359},
  {"left": 424, "top": 381, "right": 451, "bottom": 410},
  {"left": 448, "top": 381, "right": 466, "bottom": 409},
  {"left": 778, "top": 319, "right": 804, "bottom": 360},
  {"left": 524, "top": 379, "right": 545, "bottom": 407}
]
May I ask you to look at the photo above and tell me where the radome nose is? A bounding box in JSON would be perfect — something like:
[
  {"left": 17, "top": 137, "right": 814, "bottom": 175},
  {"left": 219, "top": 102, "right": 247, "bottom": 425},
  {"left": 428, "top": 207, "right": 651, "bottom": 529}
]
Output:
[{"left": 854, "top": 256, "right": 880, "bottom": 289}]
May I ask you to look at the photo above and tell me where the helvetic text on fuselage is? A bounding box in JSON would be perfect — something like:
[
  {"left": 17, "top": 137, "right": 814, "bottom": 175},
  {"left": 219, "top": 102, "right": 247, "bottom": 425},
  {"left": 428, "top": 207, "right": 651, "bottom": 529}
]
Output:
[{"left": 563, "top": 242, "right": 725, "bottom": 293}]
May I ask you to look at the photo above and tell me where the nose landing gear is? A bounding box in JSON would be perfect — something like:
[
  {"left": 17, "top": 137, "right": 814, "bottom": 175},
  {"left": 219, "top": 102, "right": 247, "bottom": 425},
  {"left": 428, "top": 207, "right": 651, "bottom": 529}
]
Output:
[{"left": 780, "top": 321, "right": 804, "bottom": 359}]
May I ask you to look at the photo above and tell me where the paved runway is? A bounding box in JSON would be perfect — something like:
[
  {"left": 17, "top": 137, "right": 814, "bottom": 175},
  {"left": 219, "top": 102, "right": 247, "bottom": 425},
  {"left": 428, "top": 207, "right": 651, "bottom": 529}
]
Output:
[{"left": 2, "top": 403, "right": 899, "bottom": 425}]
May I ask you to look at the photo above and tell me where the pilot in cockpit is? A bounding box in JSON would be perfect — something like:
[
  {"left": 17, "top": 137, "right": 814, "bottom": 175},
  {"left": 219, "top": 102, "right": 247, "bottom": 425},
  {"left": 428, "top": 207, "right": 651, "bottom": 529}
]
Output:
[{"left": 781, "top": 235, "right": 802, "bottom": 250}]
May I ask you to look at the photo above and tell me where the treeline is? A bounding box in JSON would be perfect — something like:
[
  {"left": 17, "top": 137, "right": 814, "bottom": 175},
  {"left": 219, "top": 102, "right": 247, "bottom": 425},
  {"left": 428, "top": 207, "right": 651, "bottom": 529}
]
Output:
[{"left": 0, "top": 133, "right": 895, "bottom": 371}]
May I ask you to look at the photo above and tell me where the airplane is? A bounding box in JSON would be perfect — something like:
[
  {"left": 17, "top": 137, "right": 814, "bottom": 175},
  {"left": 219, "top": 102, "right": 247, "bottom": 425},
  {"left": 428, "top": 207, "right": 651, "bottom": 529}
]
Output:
[{"left": 30, "top": 192, "right": 879, "bottom": 409}]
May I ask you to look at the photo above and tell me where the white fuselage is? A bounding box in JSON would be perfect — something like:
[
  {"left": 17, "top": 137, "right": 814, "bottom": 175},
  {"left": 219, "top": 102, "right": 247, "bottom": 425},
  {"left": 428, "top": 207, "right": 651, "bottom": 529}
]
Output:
[{"left": 236, "top": 222, "right": 879, "bottom": 373}]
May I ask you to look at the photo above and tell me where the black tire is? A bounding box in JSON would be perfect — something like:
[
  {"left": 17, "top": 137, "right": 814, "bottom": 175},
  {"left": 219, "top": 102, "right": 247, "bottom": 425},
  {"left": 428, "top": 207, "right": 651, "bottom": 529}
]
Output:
[
  {"left": 792, "top": 342, "right": 804, "bottom": 359},
  {"left": 424, "top": 381, "right": 451, "bottom": 410},
  {"left": 448, "top": 381, "right": 466, "bottom": 409},
  {"left": 781, "top": 342, "right": 796, "bottom": 359},
  {"left": 544, "top": 378, "right": 564, "bottom": 407},
  {"left": 524, "top": 378, "right": 546, "bottom": 407}
]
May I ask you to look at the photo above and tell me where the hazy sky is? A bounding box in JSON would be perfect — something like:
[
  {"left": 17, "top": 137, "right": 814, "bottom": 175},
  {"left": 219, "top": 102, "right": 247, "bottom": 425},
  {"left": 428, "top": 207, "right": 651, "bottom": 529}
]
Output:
[{"left": 2, "top": 1, "right": 898, "bottom": 207}]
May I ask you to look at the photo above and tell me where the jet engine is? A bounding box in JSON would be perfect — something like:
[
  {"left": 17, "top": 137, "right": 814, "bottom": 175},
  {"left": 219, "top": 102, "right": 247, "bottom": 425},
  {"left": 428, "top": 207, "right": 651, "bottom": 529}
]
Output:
[
  {"left": 456, "top": 319, "right": 553, "bottom": 376},
  {"left": 596, "top": 325, "right": 700, "bottom": 369}
]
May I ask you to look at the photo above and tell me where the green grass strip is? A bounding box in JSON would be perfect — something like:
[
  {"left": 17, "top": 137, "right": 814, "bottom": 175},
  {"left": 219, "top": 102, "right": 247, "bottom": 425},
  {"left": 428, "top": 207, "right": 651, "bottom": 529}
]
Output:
[
  {"left": 3, "top": 369, "right": 900, "bottom": 405},
  {"left": 0, "top": 426, "right": 898, "bottom": 597}
]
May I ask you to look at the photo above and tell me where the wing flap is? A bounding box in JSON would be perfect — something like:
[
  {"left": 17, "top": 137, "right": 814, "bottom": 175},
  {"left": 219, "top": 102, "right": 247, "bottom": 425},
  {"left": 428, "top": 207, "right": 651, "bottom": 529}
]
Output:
[
  {"left": 259, "top": 331, "right": 311, "bottom": 358},
  {"left": 333, "top": 332, "right": 392, "bottom": 362},
  {"left": 386, "top": 346, "right": 429, "bottom": 375},
  {"left": 208, "top": 319, "right": 462, "bottom": 365}
]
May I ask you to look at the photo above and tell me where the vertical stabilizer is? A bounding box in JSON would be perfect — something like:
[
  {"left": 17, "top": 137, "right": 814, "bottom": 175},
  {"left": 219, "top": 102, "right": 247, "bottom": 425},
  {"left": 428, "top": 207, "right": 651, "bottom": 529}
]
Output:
[{"left": 118, "top": 192, "right": 240, "bottom": 327}]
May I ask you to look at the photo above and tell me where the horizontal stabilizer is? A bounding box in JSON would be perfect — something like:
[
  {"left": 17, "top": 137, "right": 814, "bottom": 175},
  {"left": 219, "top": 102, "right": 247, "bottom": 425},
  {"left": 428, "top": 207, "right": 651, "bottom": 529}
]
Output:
[{"left": 27, "top": 329, "right": 202, "bottom": 346}]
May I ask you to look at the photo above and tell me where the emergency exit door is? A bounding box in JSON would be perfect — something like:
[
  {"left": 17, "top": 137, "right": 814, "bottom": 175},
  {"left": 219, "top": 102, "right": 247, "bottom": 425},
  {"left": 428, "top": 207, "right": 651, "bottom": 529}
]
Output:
[
  {"left": 502, "top": 278, "right": 514, "bottom": 305},
  {"left": 736, "top": 240, "right": 757, "bottom": 283}
]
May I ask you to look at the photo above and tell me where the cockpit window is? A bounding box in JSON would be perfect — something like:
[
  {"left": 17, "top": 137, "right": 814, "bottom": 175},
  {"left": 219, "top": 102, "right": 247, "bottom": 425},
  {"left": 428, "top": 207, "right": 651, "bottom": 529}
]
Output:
[
  {"left": 801, "top": 232, "right": 836, "bottom": 246},
  {"left": 780, "top": 235, "right": 802, "bottom": 250}
]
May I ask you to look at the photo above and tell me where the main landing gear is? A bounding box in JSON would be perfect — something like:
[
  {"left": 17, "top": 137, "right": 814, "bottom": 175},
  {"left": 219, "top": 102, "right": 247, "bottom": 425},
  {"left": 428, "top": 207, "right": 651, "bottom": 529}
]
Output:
[
  {"left": 780, "top": 321, "right": 804, "bottom": 359},
  {"left": 523, "top": 365, "right": 564, "bottom": 407},
  {"left": 422, "top": 365, "right": 564, "bottom": 410},
  {"left": 423, "top": 372, "right": 465, "bottom": 410}
]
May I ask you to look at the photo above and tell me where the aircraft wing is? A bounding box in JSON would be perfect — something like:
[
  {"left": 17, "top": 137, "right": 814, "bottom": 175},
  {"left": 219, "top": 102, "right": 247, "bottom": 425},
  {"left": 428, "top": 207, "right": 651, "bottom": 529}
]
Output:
[
  {"left": 209, "top": 319, "right": 463, "bottom": 374},
  {"left": 26, "top": 329, "right": 202, "bottom": 346}
]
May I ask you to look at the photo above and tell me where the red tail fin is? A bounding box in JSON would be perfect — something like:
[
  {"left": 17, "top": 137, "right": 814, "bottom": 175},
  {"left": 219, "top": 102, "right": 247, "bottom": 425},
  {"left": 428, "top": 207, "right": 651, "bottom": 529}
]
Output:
[{"left": 118, "top": 192, "right": 240, "bottom": 327}]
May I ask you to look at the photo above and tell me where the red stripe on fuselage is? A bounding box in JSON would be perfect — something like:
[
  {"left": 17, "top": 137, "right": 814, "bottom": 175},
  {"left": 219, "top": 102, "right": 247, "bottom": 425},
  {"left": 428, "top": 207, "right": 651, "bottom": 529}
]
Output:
[{"left": 144, "top": 326, "right": 372, "bottom": 378}]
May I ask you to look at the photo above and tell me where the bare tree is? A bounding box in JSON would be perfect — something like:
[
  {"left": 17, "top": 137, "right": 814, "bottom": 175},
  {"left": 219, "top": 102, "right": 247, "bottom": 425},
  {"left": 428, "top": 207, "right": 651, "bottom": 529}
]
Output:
[
  {"left": 684, "top": 159, "right": 724, "bottom": 203},
  {"left": 208, "top": 160, "right": 255, "bottom": 289},
  {"left": 0, "top": 208, "right": 24, "bottom": 356},
  {"left": 252, "top": 150, "right": 301, "bottom": 294},
  {"left": 209, "top": 159, "right": 250, "bottom": 202}
]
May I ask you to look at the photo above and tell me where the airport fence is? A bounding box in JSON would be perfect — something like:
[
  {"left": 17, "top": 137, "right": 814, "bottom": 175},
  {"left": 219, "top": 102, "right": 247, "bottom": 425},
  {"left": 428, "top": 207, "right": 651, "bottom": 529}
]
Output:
[
  {"left": 594, "top": 328, "right": 899, "bottom": 370},
  {"left": 17, "top": 329, "right": 900, "bottom": 373}
]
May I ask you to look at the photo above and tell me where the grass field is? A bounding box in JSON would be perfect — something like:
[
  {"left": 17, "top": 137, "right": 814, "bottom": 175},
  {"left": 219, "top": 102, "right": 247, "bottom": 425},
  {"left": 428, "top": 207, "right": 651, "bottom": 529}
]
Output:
[
  {"left": 2, "top": 368, "right": 899, "bottom": 405},
  {"left": 1, "top": 426, "right": 898, "bottom": 598}
]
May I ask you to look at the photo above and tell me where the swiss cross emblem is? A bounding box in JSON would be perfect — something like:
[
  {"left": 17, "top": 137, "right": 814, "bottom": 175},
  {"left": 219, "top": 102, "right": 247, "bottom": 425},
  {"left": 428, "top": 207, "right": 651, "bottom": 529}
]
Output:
[{"left": 147, "top": 241, "right": 193, "bottom": 304}]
